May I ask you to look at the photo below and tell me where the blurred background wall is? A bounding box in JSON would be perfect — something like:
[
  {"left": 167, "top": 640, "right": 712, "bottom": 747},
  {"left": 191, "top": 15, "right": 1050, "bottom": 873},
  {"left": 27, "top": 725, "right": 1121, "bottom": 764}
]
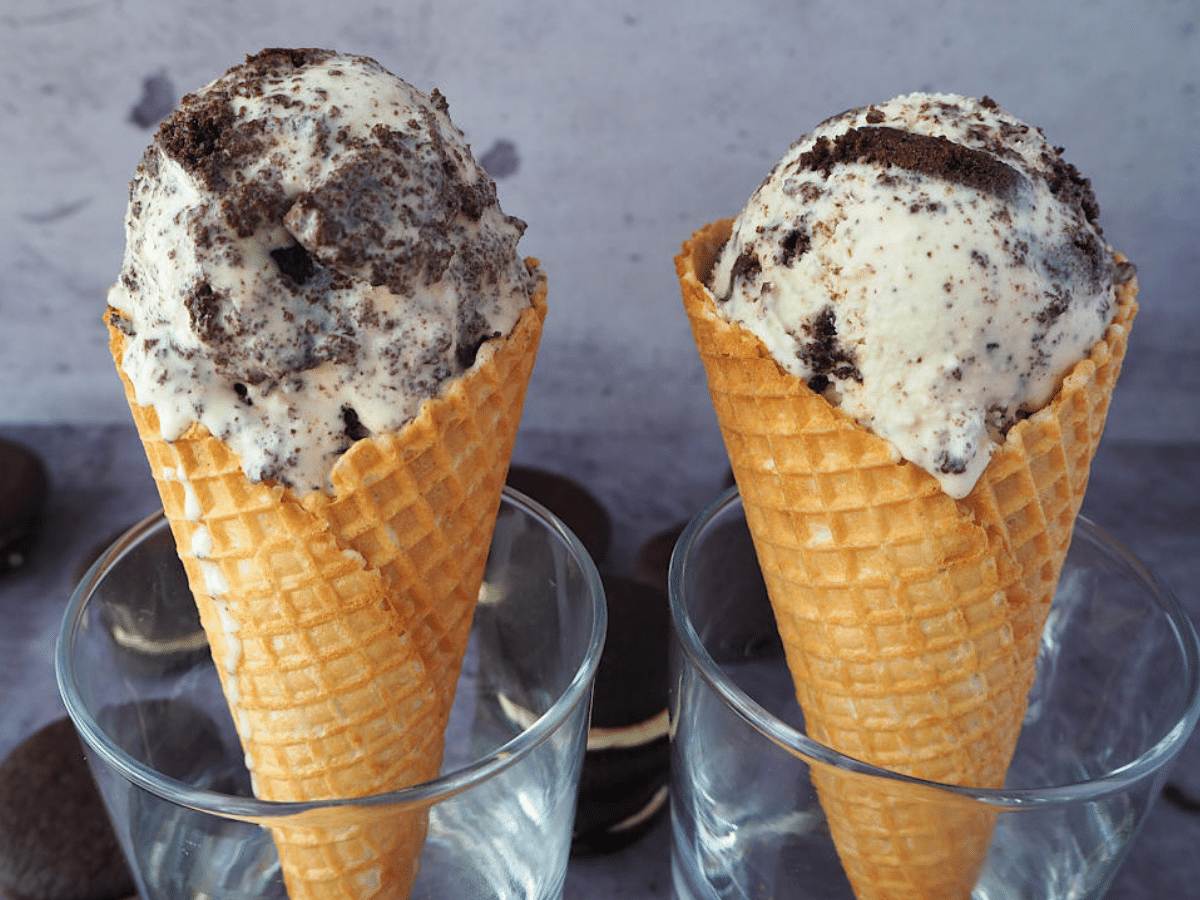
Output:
[{"left": 2, "top": 0, "right": 1196, "bottom": 446}]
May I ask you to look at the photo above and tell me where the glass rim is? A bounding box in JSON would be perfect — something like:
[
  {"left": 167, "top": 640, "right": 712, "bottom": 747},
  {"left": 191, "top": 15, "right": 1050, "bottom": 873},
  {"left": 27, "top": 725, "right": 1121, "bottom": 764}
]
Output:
[
  {"left": 55, "top": 486, "right": 607, "bottom": 822},
  {"left": 668, "top": 484, "right": 1200, "bottom": 809}
]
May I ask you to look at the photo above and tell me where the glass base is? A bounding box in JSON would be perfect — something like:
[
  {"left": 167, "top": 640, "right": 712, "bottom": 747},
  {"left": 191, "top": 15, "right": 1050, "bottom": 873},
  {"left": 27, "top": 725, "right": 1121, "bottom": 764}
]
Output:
[
  {"left": 58, "top": 492, "right": 606, "bottom": 900},
  {"left": 667, "top": 489, "right": 1200, "bottom": 900}
]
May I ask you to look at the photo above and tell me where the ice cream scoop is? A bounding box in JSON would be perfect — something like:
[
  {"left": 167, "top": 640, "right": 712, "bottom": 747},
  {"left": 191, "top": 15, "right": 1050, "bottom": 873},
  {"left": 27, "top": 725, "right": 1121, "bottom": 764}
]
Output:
[
  {"left": 108, "top": 47, "right": 535, "bottom": 495},
  {"left": 710, "top": 93, "right": 1120, "bottom": 498}
]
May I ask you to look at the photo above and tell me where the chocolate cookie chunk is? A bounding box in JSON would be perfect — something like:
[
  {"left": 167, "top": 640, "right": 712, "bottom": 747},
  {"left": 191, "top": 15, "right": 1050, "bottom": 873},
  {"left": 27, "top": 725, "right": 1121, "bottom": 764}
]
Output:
[{"left": 0, "top": 718, "right": 134, "bottom": 900}]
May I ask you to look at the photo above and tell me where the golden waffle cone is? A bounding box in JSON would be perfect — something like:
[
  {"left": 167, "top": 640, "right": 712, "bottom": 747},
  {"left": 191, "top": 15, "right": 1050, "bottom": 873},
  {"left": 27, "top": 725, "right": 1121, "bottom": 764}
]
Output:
[
  {"left": 107, "top": 264, "right": 547, "bottom": 900},
  {"left": 677, "top": 220, "right": 1137, "bottom": 900}
]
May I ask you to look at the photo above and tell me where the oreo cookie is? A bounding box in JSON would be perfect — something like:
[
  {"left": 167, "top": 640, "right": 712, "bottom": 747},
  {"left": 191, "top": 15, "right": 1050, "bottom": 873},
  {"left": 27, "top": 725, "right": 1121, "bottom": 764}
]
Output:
[
  {"left": 634, "top": 519, "right": 688, "bottom": 596},
  {"left": 573, "top": 575, "right": 670, "bottom": 854},
  {"left": 505, "top": 465, "right": 612, "bottom": 566},
  {"left": 76, "top": 522, "right": 209, "bottom": 678},
  {"left": 0, "top": 718, "right": 134, "bottom": 900},
  {"left": 0, "top": 439, "right": 49, "bottom": 574}
]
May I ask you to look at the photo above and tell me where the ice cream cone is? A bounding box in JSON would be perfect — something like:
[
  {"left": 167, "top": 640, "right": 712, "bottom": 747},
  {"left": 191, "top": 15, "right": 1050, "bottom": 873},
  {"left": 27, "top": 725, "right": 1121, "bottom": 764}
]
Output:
[
  {"left": 677, "top": 220, "right": 1137, "bottom": 900},
  {"left": 107, "top": 264, "right": 546, "bottom": 900}
]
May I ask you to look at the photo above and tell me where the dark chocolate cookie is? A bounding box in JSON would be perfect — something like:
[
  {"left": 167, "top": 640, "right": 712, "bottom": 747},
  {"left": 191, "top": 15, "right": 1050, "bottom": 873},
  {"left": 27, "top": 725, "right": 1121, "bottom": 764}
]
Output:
[
  {"left": 0, "top": 718, "right": 134, "bottom": 900},
  {"left": 634, "top": 520, "right": 688, "bottom": 596},
  {"left": 0, "top": 439, "right": 49, "bottom": 574},
  {"left": 74, "top": 521, "right": 209, "bottom": 678},
  {"left": 573, "top": 575, "right": 670, "bottom": 853},
  {"left": 505, "top": 465, "right": 612, "bottom": 565}
]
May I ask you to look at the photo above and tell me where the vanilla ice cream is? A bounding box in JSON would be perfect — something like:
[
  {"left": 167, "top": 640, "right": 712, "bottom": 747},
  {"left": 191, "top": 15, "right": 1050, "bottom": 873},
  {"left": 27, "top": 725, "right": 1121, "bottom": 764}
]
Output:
[
  {"left": 107, "top": 48, "right": 535, "bottom": 494},
  {"left": 710, "top": 93, "right": 1124, "bottom": 497}
]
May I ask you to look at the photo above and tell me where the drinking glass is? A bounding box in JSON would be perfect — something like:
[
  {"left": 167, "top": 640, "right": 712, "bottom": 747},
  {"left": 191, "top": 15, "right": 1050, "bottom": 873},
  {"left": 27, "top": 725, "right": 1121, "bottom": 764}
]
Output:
[
  {"left": 669, "top": 487, "right": 1200, "bottom": 900},
  {"left": 57, "top": 488, "right": 606, "bottom": 900}
]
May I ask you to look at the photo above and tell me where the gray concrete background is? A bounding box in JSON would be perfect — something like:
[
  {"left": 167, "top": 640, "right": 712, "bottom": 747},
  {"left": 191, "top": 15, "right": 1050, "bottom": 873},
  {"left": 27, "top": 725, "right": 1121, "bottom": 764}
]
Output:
[{"left": 1, "top": 0, "right": 1197, "bottom": 448}]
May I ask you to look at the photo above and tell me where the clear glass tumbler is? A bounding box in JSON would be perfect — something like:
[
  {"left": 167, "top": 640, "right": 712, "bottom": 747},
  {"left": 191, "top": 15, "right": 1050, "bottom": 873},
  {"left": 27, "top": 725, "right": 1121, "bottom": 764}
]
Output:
[
  {"left": 668, "top": 487, "right": 1200, "bottom": 900},
  {"left": 57, "top": 488, "right": 606, "bottom": 900}
]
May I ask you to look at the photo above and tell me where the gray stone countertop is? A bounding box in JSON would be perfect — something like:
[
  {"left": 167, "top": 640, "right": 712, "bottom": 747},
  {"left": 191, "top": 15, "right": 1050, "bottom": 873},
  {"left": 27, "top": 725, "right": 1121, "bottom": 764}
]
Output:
[{"left": 1, "top": 423, "right": 1197, "bottom": 899}]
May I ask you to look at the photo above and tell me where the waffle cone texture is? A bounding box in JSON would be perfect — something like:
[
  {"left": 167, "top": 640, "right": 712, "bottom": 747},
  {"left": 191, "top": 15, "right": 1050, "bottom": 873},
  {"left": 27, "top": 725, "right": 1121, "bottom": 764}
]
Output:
[
  {"left": 677, "top": 220, "right": 1137, "bottom": 900},
  {"left": 107, "top": 262, "right": 547, "bottom": 900}
]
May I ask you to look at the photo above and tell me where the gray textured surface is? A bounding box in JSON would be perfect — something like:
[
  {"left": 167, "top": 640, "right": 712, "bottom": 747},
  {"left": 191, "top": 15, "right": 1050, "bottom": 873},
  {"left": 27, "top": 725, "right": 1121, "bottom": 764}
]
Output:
[
  {"left": 0, "top": 0, "right": 1198, "bottom": 446},
  {"left": 1, "top": 423, "right": 1198, "bottom": 899}
]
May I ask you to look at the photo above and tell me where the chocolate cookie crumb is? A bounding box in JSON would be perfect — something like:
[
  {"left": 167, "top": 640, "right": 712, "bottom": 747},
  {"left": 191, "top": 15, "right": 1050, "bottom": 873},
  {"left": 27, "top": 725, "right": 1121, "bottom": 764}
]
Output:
[
  {"left": 1113, "top": 259, "right": 1137, "bottom": 286},
  {"left": 221, "top": 178, "right": 291, "bottom": 238},
  {"left": 798, "top": 126, "right": 1022, "bottom": 200},
  {"left": 270, "top": 242, "right": 318, "bottom": 286},
  {"left": 726, "top": 249, "right": 761, "bottom": 295},
  {"left": 241, "top": 47, "right": 337, "bottom": 77},
  {"left": 184, "top": 282, "right": 225, "bottom": 345},
  {"left": 1037, "top": 289, "right": 1071, "bottom": 325},
  {"left": 1046, "top": 153, "right": 1101, "bottom": 226},
  {"left": 797, "top": 306, "right": 861, "bottom": 385},
  {"left": 779, "top": 228, "right": 810, "bottom": 266},
  {"left": 455, "top": 331, "right": 498, "bottom": 370},
  {"left": 935, "top": 449, "right": 968, "bottom": 475},
  {"left": 107, "top": 308, "right": 135, "bottom": 337},
  {"left": 341, "top": 405, "right": 370, "bottom": 441},
  {"left": 156, "top": 95, "right": 240, "bottom": 192}
]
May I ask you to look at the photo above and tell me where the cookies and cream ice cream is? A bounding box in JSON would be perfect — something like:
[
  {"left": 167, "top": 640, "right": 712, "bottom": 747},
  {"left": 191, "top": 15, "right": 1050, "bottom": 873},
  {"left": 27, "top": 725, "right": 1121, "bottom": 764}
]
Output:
[
  {"left": 107, "top": 48, "right": 535, "bottom": 494},
  {"left": 679, "top": 92, "right": 1137, "bottom": 900},
  {"left": 710, "top": 92, "right": 1122, "bottom": 498},
  {"left": 105, "top": 48, "right": 547, "bottom": 899}
]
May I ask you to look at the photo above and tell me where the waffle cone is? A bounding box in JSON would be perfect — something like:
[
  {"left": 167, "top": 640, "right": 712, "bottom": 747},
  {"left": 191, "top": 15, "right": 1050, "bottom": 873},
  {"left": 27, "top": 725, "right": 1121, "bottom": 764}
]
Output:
[
  {"left": 107, "top": 263, "right": 546, "bottom": 900},
  {"left": 677, "top": 221, "right": 1136, "bottom": 900}
]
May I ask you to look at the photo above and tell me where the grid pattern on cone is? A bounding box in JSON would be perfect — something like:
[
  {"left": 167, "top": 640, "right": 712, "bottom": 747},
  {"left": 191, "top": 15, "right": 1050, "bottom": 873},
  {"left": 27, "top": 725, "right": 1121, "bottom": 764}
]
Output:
[
  {"left": 678, "top": 221, "right": 1135, "bottom": 900},
  {"left": 267, "top": 813, "right": 427, "bottom": 900},
  {"left": 815, "top": 771, "right": 996, "bottom": 900},
  {"left": 312, "top": 313, "right": 542, "bottom": 712},
  {"left": 736, "top": 430, "right": 1029, "bottom": 784},
  {"left": 107, "top": 266, "right": 546, "bottom": 900},
  {"left": 128, "top": 383, "right": 445, "bottom": 801},
  {"left": 962, "top": 287, "right": 1133, "bottom": 663}
]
